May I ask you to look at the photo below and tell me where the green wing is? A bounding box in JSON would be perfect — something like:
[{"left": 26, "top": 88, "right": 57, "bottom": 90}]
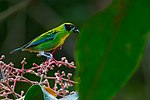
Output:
[{"left": 24, "top": 31, "right": 58, "bottom": 49}]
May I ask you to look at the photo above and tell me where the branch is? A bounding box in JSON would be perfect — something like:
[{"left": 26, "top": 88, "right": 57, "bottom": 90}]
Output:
[{"left": 0, "top": 0, "right": 36, "bottom": 23}]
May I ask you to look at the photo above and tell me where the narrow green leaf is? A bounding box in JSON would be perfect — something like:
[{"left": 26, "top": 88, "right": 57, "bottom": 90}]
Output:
[{"left": 75, "top": 0, "right": 150, "bottom": 100}]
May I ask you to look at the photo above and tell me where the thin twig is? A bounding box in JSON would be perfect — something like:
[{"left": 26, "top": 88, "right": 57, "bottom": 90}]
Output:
[{"left": 5, "top": 82, "right": 18, "bottom": 99}]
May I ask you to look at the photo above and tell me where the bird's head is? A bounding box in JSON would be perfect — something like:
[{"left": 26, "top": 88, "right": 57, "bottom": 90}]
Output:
[{"left": 62, "top": 23, "right": 80, "bottom": 34}]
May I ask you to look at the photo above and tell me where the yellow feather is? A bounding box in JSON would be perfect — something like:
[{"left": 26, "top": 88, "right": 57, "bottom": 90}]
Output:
[{"left": 59, "top": 34, "right": 69, "bottom": 46}]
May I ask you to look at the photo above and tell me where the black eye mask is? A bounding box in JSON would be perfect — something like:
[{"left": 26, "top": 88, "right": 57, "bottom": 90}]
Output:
[{"left": 64, "top": 24, "right": 74, "bottom": 31}]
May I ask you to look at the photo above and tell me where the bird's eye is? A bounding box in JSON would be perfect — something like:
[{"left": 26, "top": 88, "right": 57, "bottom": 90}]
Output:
[{"left": 65, "top": 24, "right": 74, "bottom": 31}]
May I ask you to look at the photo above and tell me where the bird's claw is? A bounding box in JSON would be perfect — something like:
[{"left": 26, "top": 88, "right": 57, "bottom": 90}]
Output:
[
  {"left": 37, "top": 54, "right": 42, "bottom": 57},
  {"left": 37, "top": 51, "right": 53, "bottom": 60}
]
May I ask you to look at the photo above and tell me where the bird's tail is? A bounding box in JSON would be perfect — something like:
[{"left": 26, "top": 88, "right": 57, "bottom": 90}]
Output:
[{"left": 10, "top": 47, "right": 22, "bottom": 54}]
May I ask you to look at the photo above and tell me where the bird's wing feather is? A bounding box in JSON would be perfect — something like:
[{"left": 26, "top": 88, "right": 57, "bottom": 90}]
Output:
[{"left": 24, "top": 31, "right": 58, "bottom": 49}]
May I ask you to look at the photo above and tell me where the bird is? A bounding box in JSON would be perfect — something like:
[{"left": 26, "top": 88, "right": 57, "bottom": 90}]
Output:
[{"left": 10, "top": 23, "right": 79, "bottom": 59}]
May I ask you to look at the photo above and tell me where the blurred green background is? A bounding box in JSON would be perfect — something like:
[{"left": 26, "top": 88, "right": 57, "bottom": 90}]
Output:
[{"left": 0, "top": 0, "right": 150, "bottom": 100}]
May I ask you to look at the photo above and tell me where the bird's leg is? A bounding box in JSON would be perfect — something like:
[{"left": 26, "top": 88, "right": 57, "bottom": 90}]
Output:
[
  {"left": 37, "top": 51, "right": 53, "bottom": 60},
  {"left": 59, "top": 46, "right": 62, "bottom": 50},
  {"left": 51, "top": 49, "right": 57, "bottom": 55},
  {"left": 51, "top": 46, "right": 62, "bottom": 55}
]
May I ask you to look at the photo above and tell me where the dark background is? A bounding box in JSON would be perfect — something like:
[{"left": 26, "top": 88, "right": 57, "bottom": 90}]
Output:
[{"left": 0, "top": 0, "right": 150, "bottom": 100}]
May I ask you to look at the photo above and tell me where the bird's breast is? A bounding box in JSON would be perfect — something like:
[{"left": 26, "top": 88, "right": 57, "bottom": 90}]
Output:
[{"left": 59, "top": 34, "right": 69, "bottom": 45}]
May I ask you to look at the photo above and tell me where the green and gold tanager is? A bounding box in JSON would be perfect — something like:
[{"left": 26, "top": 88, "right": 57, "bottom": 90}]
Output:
[{"left": 10, "top": 23, "right": 79, "bottom": 58}]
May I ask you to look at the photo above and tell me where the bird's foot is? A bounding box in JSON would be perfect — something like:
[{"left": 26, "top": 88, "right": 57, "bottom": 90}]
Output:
[{"left": 37, "top": 51, "right": 53, "bottom": 60}]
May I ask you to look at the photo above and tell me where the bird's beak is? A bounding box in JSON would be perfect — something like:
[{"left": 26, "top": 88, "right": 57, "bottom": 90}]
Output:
[{"left": 73, "top": 27, "right": 80, "bottom": 33}]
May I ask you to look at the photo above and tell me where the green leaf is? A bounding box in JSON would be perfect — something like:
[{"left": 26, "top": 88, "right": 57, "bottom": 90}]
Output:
[
  {"left": 75, "top": 0, "right": 150, "bottom": 100},
  {"left": 24, "top": 84, "right": 44, "bottom": 100}
]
